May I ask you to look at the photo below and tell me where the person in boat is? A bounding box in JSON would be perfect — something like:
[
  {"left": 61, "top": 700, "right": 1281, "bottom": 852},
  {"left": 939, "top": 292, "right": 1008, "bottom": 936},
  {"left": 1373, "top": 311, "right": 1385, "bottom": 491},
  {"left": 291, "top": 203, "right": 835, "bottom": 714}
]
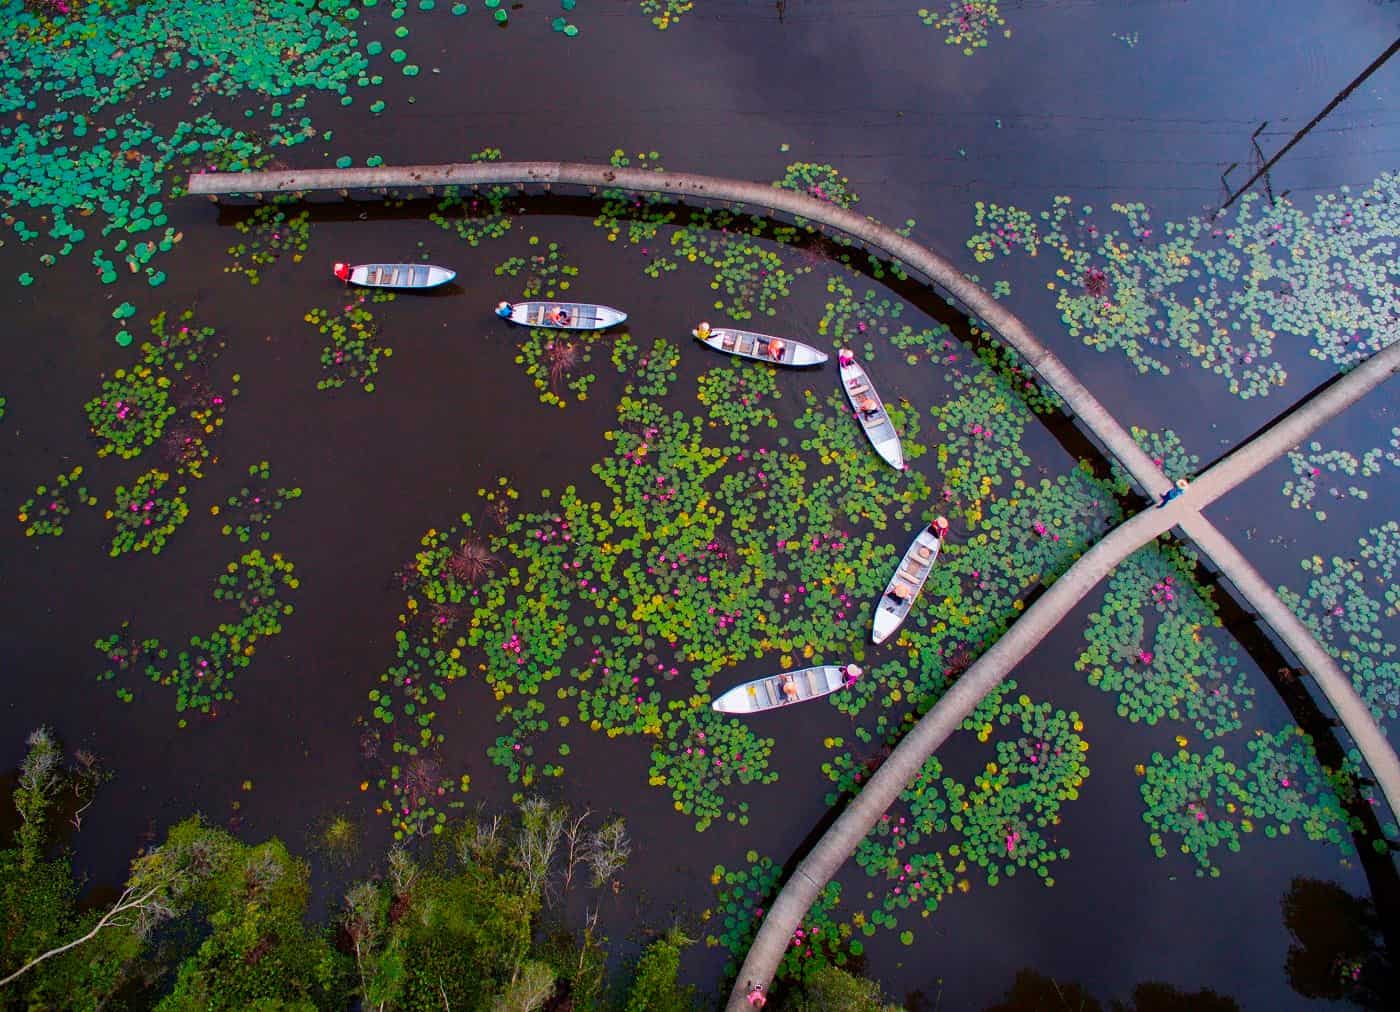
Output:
[
  {"left": 843, "top": 663, "right": 863, "bottom": 688},
  {"left": 767, "top": 339, "right": 785, "bottom": 361},
  {"left": 695, "top": 321, "right": 712, "bottom": 339},
  {"left": 928, "top": 515, "right": 950, "bottom": 541},
  {"left": 494, "top": 301, "right": 514, "bottom": 319},
  {"left": 549, "top": 306, "right": 572, "bottom": 326},
  {"left": 888, "top": 581, "right": 912, "bottom": 604},
  {"left": 779, "top": 673, "right": 799, "bottom": 703},
  {"left": 838, "top": 348, "right": 856, "bottom": 368},
  {"left": 857, "top": 394, "right": 881, "bottom": 420}
]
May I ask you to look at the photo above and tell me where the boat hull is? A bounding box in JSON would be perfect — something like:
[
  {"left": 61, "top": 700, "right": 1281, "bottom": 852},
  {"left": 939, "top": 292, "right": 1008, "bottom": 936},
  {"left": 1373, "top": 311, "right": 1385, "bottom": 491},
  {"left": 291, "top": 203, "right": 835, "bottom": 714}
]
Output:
[
  {"left": 872, "top": 527, "right": 942, "bottom": 644},
  {"left": 694, "top": 327, "right": 828, "bottom": 367},
  {"left": 711, "top": 664, "right": 849, "bottom": 714},
  {"left": 342, "top": 263, "right": 456, "bottom": 289},
  {"left": 500, "top": 301, "right": 627, "bottom": 331},
  {"left": 838, "top": 355, "right": 904, "bottom": 469}
]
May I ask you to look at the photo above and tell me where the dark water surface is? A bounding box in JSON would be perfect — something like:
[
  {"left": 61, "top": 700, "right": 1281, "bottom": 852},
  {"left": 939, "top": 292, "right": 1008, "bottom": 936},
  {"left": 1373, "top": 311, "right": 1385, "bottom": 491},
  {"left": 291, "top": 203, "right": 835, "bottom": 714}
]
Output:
[{"left": 2, "top": 1, "right": 1397, "bottom": 1008}]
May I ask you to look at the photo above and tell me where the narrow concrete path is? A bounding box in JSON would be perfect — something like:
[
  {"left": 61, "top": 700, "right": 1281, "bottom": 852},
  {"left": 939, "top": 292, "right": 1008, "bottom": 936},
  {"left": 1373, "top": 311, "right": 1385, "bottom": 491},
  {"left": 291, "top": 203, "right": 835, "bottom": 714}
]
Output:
[{"left": 724, "top": 341, "right": 1400, "bottom": 1010}]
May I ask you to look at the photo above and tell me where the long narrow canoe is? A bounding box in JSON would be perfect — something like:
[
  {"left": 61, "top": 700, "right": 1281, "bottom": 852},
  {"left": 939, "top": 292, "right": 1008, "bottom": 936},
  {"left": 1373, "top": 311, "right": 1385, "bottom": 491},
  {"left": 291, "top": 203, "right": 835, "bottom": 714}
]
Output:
[
  {"left": 838, "top": 350, "right": 904, "bottom": 469},
  {"left": 495, "top": 300, "right": 627, "bottom": 331},
  {"left": 711, "top": 664, "right": 852, "bottom": 714},
  {"left": 872, "top": 526, "right": 943, "bottom": 644},
  {"left": 692, "top": 324, "right": 828, "bottom": 367},
  {"left": 334, "top": 262, "right": 456, "bottom": 289}
]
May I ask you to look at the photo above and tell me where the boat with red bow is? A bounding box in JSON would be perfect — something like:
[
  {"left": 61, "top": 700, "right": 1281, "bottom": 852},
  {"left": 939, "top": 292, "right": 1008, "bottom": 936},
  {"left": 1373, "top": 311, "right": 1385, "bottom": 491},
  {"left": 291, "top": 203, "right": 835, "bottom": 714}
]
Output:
[{"left": 333, "top": 262, "right": 456, "bottom": 289}]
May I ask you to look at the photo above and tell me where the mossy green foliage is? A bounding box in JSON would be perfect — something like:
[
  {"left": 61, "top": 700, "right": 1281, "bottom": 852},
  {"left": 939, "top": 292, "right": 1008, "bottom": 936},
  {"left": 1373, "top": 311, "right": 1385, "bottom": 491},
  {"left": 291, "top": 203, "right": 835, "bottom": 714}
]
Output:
[
  {"left": 95, "top": 549, "right": 298, "bottom": 720},
  {"left": 966, "top": 173, "right": 1400, "bottom": 398},
  {"left": 429, "top": 148, "right": 515, "bottom": 245},
  {"left": 706, "top": 851, "right": 849, "bottom": 981},
  {"left": 213, "top": 460, "right": 303, "bottom": 542},
  {"left": 639, "top": 0, "right": 693, "bottom": 31},
  {"left": 1077, "top": 541, "right": 1255, "bottom": 738},
  {"left": 224, "top": 203, "right": 310, "bottom": 284},
  {"left": 624, "top": 927, "right": 698, "bottom": 1012},
  {"left": 1282, "top": 429, "right": 1399, "bottom": 521},
  {"left": 917, "top": 2, "right": 1011, "bottom": 55},
  {"left": 1139, "top": 728, "right": 1359, "bottom": 878},
  {"left": 155, "top": 816, "right": 351, "bottom": 1010},
  {"left": 17, "top": 466, "right": 97, "bottom": 537},
  {"left": 307, "top": 295, "right": 394, "bottom": 393},
  {"left": 106, "top": 467, "right": 190, "bottom": 557},
  {"left": 1280, "top": 523, "right": 1400, "bottom": 726}
]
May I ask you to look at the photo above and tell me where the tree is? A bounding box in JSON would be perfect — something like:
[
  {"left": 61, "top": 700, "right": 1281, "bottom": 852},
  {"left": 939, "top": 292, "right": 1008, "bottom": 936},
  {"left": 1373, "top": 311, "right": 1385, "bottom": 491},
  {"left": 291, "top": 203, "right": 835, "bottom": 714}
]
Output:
[
  {"left": 788, "top": 964, "right": 904, "bottom": 1011},
  {"left": 624, "top": 927, "right": 697, "bottom": 1012}
]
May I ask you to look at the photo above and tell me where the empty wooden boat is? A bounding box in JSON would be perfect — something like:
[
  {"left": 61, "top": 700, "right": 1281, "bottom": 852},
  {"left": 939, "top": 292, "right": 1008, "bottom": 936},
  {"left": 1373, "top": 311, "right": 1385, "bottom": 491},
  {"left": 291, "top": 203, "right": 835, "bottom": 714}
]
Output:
[
  {"left": 838, "top": 348, "right": 904, "bottom": 469},
  {"left": 692, "top": 322, "right": 828, "bottom": 367},
  {"left": 495, "top": 300, "right": 627, "bottom": 331},
  {"left": 711, "top": 664, "right": 860, "bottom": 714},
  {"left": 872, "top": 520, "right": 946, "bottom": 644},
  {"left": 334, "top": 262, "right": 456, "bottom": 289}
]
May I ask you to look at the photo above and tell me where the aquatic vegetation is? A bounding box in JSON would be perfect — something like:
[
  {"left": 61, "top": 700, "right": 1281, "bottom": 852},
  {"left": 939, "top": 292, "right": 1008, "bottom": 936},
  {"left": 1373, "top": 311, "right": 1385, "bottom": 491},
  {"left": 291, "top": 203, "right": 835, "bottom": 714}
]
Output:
[
  {"left": 514, "top": 329, "right": 599, "bottom": 407},
  {"left": 85, "top": 365, "right": 175, "bottom": 460},
  {"left": 307, "top": 297, "right": 393, "bottom": 393},
  {"left": 647, "top": 707, "right": 774, "bottom": 830},
  {"left": 918, "top": 2, "right": 1011, "bottom": 56},
  {"left": 1139, "top": 728, "right": 1357, "bottom": 877},
  {"left": 776, "top": 162, "right": 861, "bottom": 210},
  {"left": 429, "top": 149, "right": 515, "bottom": 245},
  {"left": 17, "top": 466, "right": 97, "bottom": 538},
  {"left": 224, "top": 204, "right": 310, "bottom": 285},
  {"left": 1279, "top": 525, "right": 1400, "bottom": 727},
  {"left": 1282, "top": 430, "right": 1399, "bottom": 520},
  {"left": 212, "top": 461, "right": 303, "bottom": 542},
  {"left": 106, "top": 468, "right": 190, "bottom": 557},
  {"left": 94, "top": 549, "right": 298, "bottom": 723},
  {"left": 929, "top": 356, "right": 1034, "bottom": 524},
  {"left": 639, "top": 0, "right": 693, "bottom": 30},
  {"left": 1077, "top": 542, "right": 1255, "bottom": 738},
  {"left": 706, "top": 852, "right": 850, "bottom": 980},
  {"left": 818, "top": 275, "right": 952, "bottom": 364},
  {"left": 496, "top": 237, "right": 579, "bottom": 300},
  {"left": 1111, "top": 426, "right": 1200, "bottom": 496},
  {"left": 595, "top": 150, "right": 675, "bottom": 250},
  {"left": 966, "top": 173, "right": 1400, "bottom": 398}
]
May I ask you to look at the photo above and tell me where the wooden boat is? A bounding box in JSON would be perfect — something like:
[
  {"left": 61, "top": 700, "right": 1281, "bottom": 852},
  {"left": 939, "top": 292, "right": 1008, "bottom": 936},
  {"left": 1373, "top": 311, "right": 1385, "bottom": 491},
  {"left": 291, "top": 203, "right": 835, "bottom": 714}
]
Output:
[
  {"left": 692, "top": 322, "right": 828, "bottom": 367},
  {"left": 495, "top": 300, "right": 627, "bottom": 331},
  {"left": 872, "top": 525, "right": 944, "bottom": 645},
  {"left": 333, "top": 262, "right": 455, "bottom": 289},
  {"left": 711, "top": 664, "right": 856, "bottom": 714},
  {"left": 838, "top": 349, "right": 904, "bottom": 469}
]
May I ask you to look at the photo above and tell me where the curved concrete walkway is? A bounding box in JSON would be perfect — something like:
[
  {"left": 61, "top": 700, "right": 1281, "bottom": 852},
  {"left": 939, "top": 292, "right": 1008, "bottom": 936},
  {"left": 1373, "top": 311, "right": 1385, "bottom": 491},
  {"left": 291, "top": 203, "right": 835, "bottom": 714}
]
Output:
[
  {"left": 185, "top": 163, "right": 1400, "bottom": 1003},
  {"left": 724, "top": 340, "right": 1400, "bottom": 1010}
]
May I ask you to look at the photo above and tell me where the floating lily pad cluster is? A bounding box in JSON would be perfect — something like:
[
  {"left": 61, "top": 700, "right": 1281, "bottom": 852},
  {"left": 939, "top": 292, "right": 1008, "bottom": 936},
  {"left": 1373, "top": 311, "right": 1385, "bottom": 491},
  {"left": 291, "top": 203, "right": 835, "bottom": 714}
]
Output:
[
  {"left": 1110, "top": 425, "right": 1199, "bottom": 496},
  {"left": 306, "top": 295, "right": 394, "bottom": 393},
  {"left": 1138, "top": 726, "right": 1358, "bottom": 877},
  {"left": 818, "top": 275, "right": 956, "bottom": 366},
  {"left": 705, "top": 851, "right": 848, "bottom": 980},
  {"left": 94, "top": 549, "right": 298, "bottom": 723},
  {"left": 1282, "top": 430, "right": 1399, "bottom": 520},
  {"left": 917, "top": 2, "right": 1011, "bottom": 56},
  {"left": 224, "top": 204, "right": 310, "bottom": 285},
  {"left": 429, "top": 149, "right": 516, "bottom": 246},
  {"left": 1279, "top": 524, "right": 1400, "bottom": 727},
  {"left": 17, "top": 466, "right": 98, "bottom": 538},
  {"left": 594, "top": 150, "right": 675, "bottom": 248},
  {"left": 1077, "top": 540, "right": 1255, "bottom": 738},
  {"left": 106, "top": 468, "right": 190, "bottom": 557},
  {"left": 639, "top": 0, "right": 694, "bottom": 31},
  {"left": 212, "top": 461, "right": 303, "bottom": 542},
  {"left": 775, "top": 162, "right": 861, "bottom": 210},
  {"left": 965, "top": 173, "right": 1399, "bottom": 398},
  {"left": 495, "top": 236, "right": 579, "bottom": 300}
]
